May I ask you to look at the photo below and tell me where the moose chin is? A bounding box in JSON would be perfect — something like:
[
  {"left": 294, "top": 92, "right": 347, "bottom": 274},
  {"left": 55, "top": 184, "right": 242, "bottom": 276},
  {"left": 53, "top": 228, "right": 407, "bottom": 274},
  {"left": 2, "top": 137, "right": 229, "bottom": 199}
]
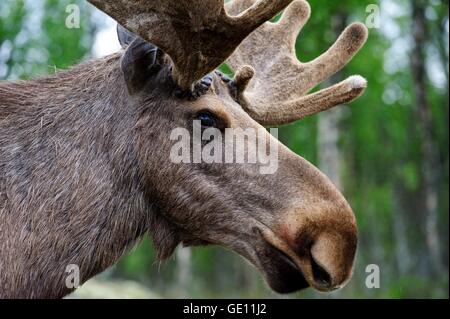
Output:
[{"left": 0, "top": 0, "right": 368, "bottom": 298}]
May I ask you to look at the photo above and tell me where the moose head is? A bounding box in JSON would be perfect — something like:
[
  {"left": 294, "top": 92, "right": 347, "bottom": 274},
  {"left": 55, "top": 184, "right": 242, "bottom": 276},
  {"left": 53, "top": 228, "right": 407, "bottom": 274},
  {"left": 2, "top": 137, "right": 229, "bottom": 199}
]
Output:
[{"left": 0, "top": 0, "right": 368, "bottom": 298}]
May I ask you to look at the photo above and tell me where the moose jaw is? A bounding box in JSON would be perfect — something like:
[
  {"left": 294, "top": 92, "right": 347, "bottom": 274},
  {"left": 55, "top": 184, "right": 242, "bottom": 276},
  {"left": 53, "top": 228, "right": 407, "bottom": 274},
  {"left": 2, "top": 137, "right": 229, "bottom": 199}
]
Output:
[{"left": 0, "top": 0, "right": 368, "bottom": 298}]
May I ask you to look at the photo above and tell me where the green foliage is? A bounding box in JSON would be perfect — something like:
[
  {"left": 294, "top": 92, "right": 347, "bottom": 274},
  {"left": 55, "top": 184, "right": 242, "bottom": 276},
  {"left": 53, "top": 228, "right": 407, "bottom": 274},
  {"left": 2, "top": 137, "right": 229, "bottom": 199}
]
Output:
[
  {"left": 0, "top": 0, "right": 26, "bottom": 78},
  {"left": 0, "top": 0, "right": 95, "bottom": 79},
  {"left": 42, "top": 0, "right": 95, "bottom": 69},
  {"left": 118, "top": 237, "right": 156, "bottom": 278}
]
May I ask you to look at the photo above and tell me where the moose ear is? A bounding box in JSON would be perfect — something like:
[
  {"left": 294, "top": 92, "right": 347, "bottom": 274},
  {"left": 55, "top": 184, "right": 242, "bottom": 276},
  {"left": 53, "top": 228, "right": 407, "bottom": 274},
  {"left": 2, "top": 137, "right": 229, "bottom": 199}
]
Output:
[
  {"left": 117, "top": 24, "right": 136, "bottom": 48},
  {"left": 120, "top": 37, "right": 164, "bottom": 95}
]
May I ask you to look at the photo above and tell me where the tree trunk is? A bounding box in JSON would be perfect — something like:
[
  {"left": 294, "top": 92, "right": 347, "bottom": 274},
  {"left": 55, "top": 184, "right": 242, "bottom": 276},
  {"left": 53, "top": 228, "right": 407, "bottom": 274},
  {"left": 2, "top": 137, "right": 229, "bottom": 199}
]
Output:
[
  {"left": 410, "top": 0, "right": 443, "bottom": 277},
  {"left": 317, "top": 12, "right": 348, "bottom": 191},
  {"left": 393, "top": 185, "right": 412, "bottom": 275},
  {"left": 176, "top": 247, "right": 192, "bottom": 297},
  {"left": 318, "top": 106, "right": 343, "bottom": 190}
]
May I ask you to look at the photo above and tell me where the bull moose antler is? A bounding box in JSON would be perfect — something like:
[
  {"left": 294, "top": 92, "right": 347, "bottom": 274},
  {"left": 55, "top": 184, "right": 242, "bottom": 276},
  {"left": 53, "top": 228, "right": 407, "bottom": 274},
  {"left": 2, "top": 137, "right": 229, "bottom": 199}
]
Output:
[
  {"left": 88, "top": 0, "right": 368, "bottom": 125},
  {"left": 87, "top": 0, "right": 295, "bottom": 90},
  {"left": 226, "top": 0, "right": 368, "bottom": 126}
]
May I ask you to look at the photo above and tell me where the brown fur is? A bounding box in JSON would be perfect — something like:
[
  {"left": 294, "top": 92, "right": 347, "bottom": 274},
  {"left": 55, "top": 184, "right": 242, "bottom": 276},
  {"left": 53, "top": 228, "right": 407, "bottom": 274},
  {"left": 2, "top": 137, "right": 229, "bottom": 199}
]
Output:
[
  {"left": 0, "top": 0, "right": 366, "bottom": 299},
  {"left": 0, "top": 53, "right": 356, "bottom": 298}
]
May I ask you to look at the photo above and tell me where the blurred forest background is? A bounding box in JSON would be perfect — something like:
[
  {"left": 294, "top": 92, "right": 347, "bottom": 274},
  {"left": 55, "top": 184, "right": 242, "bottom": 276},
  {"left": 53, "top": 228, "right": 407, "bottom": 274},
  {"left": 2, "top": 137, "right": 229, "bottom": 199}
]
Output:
[{"left": 0, "top": 0, "right": 448, "bottom": 299}]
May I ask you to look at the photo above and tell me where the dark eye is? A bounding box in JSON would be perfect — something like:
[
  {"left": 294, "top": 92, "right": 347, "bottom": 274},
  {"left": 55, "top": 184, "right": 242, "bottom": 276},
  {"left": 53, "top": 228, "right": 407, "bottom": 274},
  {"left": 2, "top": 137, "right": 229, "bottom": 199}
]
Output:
[{"left": 196, "top": 112, "right": 218, "bottom": 128}]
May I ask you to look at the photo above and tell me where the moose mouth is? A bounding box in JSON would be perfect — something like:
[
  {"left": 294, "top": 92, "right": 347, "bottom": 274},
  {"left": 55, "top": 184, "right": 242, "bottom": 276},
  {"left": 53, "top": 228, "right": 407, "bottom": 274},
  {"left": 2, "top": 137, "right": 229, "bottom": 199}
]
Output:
[
  {"left": 256, "top": 227, "right": 334, "bottom": 294},
  {"left": 260, "top": 241, "right": 310, "bottom": 293}
]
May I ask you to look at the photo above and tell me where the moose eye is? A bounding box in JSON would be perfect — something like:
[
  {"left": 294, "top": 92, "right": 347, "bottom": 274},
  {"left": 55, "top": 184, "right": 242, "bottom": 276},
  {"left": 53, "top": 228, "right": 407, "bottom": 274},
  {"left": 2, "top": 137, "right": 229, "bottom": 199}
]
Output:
[{"left": 196, "top": 112, "right": 219, "bottom": 129}]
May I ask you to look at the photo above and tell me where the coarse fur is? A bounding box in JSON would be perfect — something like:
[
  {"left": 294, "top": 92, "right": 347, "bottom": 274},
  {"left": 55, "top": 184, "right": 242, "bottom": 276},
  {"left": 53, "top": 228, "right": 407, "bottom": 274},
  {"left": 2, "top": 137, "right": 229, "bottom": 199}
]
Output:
[
  {"left": 0, "top": 54, "right": 165, "bottom": 298},
  {"left": 0, "top": 0, "right": 367, "bottom": 299},
  {"left": 0, "top": 52, "right": 356, "bottom": 298}
]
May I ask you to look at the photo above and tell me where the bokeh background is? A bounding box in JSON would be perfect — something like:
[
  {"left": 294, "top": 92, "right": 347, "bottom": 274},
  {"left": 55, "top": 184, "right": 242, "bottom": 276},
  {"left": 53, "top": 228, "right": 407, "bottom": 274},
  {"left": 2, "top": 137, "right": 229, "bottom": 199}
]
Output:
[{"left": 0, "top": 0, "right": 448, "bottom": 298}]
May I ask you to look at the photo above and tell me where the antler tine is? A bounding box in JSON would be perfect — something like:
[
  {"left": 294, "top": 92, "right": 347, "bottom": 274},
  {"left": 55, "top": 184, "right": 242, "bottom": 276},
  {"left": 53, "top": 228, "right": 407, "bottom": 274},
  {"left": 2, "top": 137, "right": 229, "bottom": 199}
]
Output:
[
  {"left": 88, "top": 0, "right": 294, "bottom": 90},
  {"left": 227, "top": 0, "right": 369, "bottom": 126},
  {"left": 301, "top": 23, "right": 369, "bottom": 92}
]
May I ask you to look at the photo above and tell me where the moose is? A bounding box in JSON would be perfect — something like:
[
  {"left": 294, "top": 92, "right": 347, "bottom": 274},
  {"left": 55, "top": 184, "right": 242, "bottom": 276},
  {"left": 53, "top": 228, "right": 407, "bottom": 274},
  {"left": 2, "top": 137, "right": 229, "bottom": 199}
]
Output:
[{"left": 0, "top": 0, "right": 368, "bottom": 298}]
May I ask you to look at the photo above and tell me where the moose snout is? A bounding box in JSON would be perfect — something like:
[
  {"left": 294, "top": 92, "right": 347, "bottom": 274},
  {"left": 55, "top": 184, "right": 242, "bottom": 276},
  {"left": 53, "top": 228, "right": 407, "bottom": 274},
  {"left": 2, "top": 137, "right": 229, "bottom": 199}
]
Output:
[
  {"left": 295, "top": 207, "right": 357, "bottom": 291},
  {"left": 261, "top": 200, "right": 358, "bottom": 292},
  {"left": 307, "top": 230, "right": 357, "bottom": 290}
]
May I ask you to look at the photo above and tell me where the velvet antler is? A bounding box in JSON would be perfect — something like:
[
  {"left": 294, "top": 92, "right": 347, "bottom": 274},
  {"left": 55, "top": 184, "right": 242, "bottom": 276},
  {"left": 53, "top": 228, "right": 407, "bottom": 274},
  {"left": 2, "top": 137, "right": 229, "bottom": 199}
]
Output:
[
  {"left": 88, "top": 0, "right": 295, "bottom": 90},
  {"left": 226, "top": 0, "right": 369, "bottom": 126}
]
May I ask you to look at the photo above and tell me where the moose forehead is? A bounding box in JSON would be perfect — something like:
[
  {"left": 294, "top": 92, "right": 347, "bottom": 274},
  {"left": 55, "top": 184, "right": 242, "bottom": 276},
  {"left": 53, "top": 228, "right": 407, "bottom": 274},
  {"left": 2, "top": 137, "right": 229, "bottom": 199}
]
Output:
[
  {"left": 173, "top": 70, "right": 237, "bottom": 101},
  {"left": 167, "top": 70, "right": 248, "bottom": 122}
]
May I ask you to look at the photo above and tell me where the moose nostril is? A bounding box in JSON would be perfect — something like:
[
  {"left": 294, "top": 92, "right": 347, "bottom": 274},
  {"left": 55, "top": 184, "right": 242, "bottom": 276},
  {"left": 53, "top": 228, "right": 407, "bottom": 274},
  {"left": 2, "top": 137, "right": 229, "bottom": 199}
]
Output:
[{"left": 310, "top": 254, "right": 332, "bottom": 288}]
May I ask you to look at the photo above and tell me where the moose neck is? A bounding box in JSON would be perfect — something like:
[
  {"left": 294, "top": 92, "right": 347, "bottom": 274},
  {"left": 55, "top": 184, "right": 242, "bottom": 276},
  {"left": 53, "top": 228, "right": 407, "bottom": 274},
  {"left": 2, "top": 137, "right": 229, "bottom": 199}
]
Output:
[{"left": 0, "top": 54, "right": 162, "bottom": 298}]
